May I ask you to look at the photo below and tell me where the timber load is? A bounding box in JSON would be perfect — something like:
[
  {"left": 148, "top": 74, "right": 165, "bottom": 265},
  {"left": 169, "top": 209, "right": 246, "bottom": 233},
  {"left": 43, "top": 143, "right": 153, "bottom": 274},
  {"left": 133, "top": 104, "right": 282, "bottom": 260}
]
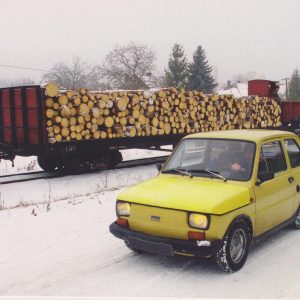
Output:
[{"left": 44, "top": 83, "right": 282, "bottom": 144}]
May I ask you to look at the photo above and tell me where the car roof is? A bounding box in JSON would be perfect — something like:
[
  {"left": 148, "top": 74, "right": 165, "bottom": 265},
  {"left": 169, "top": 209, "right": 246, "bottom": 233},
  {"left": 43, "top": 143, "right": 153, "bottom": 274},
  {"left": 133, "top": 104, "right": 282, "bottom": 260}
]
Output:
[{"left": 185, "top": 129, "right": 297, "bottom": 143}]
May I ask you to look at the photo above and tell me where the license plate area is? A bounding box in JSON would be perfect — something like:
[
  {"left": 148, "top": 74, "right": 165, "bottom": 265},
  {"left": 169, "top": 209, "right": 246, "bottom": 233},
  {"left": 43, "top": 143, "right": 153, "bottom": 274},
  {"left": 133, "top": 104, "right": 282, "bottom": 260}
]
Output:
[{"left": 128, "top": 237, "right": 174, "bottom": 256}]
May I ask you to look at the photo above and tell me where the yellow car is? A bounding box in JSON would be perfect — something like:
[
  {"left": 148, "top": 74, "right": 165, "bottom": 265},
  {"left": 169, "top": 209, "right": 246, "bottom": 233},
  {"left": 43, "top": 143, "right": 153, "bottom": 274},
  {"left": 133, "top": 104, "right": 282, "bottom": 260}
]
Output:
[{"left": 110, "top": 130, "right": 300, "bottom": 272}]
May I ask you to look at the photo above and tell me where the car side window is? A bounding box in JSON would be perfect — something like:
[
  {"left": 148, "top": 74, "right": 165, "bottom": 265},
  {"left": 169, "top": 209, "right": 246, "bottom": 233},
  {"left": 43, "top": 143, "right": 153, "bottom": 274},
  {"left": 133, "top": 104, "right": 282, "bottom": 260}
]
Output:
[
  {"left": 260, "top": 141, "right": 287, "bottom": 174},
  {"left": 285, "top": 139, "right": 300, "bottom": 168},
  {"left": 258, "top": 150, "right": 268, "bottom": 173}
]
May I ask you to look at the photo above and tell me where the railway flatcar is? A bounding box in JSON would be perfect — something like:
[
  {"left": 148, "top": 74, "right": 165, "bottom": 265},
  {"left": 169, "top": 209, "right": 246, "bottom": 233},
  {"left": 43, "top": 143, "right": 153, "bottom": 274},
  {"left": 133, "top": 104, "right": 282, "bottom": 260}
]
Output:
[
  {"left": 0, "top": 81, "right": 298, "bottom": 172},
  {"left": 0, "top": 85, "right": 182, "bottom": 171},
  {"left": 248, "top": 79, "right": 300, "bottom": 131}
]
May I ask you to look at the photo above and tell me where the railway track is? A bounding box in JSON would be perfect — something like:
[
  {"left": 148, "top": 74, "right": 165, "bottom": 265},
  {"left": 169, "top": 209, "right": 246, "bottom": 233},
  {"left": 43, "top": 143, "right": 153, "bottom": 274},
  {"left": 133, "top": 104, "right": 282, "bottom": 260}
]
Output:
[{"left": 0, "top": 155, "right": 170, "bottom": 185}]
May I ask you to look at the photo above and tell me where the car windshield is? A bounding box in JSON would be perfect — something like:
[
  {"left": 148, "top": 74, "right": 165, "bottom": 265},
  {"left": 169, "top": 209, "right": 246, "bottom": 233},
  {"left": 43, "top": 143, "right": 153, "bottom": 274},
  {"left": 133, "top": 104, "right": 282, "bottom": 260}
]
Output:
[{"left": 162, "top": 138, "right": 256, "bottom": 181}]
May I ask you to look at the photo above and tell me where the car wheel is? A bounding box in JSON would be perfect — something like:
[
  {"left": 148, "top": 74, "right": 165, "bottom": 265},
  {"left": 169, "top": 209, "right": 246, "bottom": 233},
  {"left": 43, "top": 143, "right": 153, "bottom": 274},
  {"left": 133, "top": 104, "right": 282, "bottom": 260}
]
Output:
[
  {"left": 214, "top": 221, "right": 251, "bottom": 273},
  {"left": 294, "top": 208, "right": 300, "bottom": 229},
  {"left": 124, "top": 240, "right": 143, "bottom": 254}
]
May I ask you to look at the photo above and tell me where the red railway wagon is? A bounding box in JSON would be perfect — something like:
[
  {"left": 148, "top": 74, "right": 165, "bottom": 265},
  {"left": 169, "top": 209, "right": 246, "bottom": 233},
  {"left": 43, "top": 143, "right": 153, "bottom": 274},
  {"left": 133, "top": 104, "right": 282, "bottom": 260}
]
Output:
[
  {"left": 248, "top": 79, "right": 300, "bottom": 125},
  {"left": 0, "top": 85, "right": 181, "bottom": 171},
  {"left": 1, "top": 82, "right": 299, "bottom": 172},
  {"left": 281, "top": 101, "right": 300, "bottom": 125}
]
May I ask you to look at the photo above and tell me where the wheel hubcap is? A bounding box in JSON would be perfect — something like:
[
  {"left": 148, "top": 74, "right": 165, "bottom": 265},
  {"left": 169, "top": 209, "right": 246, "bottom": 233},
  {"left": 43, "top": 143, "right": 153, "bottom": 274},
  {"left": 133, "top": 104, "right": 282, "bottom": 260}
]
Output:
[{"left": 229, "top": 228, "right": 247, "bottom": 264}]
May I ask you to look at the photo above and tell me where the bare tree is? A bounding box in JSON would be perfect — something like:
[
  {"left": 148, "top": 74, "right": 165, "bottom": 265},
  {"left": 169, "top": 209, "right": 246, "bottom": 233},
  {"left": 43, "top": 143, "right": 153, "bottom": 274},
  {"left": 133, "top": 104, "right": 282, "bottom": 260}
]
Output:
[
  {"left": 232, "top": 72, "right": 265, "bottom": 84},
  {"left": 43, "top": 56, "right": 102, "bottom": 90},
  {"left": 0, "top": 77, "right": 35, "bottom": 88},
  {"left": 101, "top": 42, "right": 156, "bottom": 90}
]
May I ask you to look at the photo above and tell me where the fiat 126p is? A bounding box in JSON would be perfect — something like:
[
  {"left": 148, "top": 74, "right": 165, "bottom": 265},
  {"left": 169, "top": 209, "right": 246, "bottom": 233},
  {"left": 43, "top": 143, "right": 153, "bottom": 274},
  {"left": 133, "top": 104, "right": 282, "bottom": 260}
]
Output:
[{"left": 110, "top": 130, "right": 300, "bottom": 272}]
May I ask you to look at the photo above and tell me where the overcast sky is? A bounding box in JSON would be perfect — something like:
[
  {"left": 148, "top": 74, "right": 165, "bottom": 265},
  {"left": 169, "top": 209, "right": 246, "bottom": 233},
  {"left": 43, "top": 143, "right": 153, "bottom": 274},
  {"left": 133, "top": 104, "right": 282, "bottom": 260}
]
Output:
[{"left": 0, "top": 0, "right": 299, "bottom": 86}]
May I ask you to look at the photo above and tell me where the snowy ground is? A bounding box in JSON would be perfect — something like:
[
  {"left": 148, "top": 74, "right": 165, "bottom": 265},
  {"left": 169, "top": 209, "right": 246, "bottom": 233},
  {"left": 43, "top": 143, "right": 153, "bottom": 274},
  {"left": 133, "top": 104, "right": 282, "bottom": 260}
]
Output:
[
  {"left": 0, "top": 184, "right": 300, "bottom": 297},
  {"left": 0, "top": 163, "right": 159, "bottom": 209},
  {"left": 0, "top": 151, "right": 300, "bottom": 297}
]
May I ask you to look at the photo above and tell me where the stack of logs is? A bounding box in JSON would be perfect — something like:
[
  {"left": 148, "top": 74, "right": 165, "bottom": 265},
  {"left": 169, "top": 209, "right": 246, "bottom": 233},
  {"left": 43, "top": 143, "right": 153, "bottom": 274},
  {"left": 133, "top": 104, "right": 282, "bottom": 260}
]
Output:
[{"left": 44, "top": 82, "right": 282, "bottom": 143}]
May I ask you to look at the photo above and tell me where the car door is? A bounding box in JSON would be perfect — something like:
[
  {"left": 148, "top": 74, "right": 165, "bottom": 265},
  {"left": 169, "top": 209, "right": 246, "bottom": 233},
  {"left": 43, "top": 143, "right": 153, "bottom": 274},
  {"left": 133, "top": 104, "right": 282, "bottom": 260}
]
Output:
[
  {"left": 254, "top": 139, "right": 295, "bottom": 236},
  {"left": 283, "top": 138, "right": 300, "bottom": 214}
]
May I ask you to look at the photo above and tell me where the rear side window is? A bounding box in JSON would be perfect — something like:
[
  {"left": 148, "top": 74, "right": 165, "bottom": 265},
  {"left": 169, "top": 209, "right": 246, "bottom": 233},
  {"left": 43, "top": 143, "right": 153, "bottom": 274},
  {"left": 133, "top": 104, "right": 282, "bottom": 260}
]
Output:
[
  {"left": 259, "top": 141, "right": 287, "bottom": 174},
  {"left": 285, "top": 139, "right": 300, "bottom": 168}
]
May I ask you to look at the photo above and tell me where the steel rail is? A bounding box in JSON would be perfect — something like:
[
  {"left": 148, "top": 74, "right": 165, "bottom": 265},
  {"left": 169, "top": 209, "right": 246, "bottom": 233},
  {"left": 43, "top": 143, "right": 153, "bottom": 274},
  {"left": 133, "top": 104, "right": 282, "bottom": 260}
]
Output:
[{"left": 0, "top": 155, "right": 170, "bottom": 185}]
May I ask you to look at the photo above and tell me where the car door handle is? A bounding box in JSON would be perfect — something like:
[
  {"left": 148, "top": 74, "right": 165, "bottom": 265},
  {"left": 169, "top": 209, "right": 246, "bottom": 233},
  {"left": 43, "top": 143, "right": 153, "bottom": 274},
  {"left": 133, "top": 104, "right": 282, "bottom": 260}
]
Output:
[
  {"left": 297, "top": 184, "right": 300, "bottom": 193},
  {"left": 288, "top": 177, "right": 294, "bottom": 183}
]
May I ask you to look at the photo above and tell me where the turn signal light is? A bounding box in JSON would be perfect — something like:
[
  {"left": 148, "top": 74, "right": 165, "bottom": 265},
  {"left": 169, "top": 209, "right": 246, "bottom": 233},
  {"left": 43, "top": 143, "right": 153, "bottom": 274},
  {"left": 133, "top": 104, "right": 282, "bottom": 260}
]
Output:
[
  {"left": 116, "top": 217, "right": 128, "bottom": 227},
  {"left": 188, "top": 231, "right": 205, "bottom": 241}
]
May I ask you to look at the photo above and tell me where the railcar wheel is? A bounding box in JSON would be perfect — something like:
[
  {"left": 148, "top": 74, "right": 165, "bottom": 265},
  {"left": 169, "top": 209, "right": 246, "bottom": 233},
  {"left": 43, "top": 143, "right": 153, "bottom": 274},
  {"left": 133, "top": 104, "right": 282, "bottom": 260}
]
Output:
[
  {"left": 96, "top": 153, "right": 111, "bottom": 170},
  {"left": 37, "top": 156, "right": 57, "bottom": 172},
  {"left": 214, "top": 220, "right": 251, "bottom": 273},
  {"left": 109, "top": 150, "right": 123, "bottom": 168}
]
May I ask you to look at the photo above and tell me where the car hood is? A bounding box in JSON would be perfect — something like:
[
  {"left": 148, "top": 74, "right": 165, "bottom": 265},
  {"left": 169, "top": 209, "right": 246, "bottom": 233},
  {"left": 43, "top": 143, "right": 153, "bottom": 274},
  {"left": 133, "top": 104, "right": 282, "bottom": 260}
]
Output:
[{"left": 118, "top": 174, "right": 252, "bottom": 215}]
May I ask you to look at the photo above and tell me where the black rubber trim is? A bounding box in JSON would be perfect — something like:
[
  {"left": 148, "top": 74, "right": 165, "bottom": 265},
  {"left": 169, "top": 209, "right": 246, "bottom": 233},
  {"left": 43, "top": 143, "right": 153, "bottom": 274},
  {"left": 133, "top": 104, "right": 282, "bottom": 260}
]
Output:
[
  {"left": 253, "top": 211, "right": 297, "bottom": 244},
  {"left": 109, "top": 222, "right": 221, "bottom": 257}
]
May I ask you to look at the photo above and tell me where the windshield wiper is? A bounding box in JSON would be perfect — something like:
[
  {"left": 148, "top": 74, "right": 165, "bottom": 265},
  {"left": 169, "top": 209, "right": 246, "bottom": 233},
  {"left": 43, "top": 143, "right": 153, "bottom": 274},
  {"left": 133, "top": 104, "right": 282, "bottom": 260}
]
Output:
[
  {"left": 190, "top": 169, "right": 227, "bottom": 182},
  {"left": 162, "top": 168, "right": 193, "bottom": 178}
]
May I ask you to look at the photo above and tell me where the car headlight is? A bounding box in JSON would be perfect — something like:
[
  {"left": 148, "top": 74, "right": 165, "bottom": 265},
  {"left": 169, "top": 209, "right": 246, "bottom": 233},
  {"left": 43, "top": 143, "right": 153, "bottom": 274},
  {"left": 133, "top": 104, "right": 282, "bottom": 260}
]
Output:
[
  {"left": 188, "top": 213, "right": 208, "bottom": 229},
  {"left": 116, "top": 201, "right": 131, "bottom": 216}
]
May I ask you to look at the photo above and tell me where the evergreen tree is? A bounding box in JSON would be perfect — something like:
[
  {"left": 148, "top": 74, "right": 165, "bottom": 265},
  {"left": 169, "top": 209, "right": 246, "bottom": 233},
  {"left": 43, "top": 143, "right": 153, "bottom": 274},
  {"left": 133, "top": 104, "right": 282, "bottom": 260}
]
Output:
[
  {"left": 187, "top": 46, "right": 217, "bottom": 93},
  {"left": 164, "top": 43, "right": 188, "bottom": 88},
  {"left": 288, "top": 68, "right": 300, "bottom": 100}
]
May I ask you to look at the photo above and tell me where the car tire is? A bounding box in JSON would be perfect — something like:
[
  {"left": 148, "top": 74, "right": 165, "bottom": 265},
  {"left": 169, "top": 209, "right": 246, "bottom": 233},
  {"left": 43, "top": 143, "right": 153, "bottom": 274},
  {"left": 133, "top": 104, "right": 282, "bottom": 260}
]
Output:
[
  {"left": 214, "top": 220, "right": 251, "bottom": 273},
  {"left": 293, "top": 208, "right": 300, "bottom": 229},
  {"left": 124, "top": 240, "right": 143, "bottom": 254}
]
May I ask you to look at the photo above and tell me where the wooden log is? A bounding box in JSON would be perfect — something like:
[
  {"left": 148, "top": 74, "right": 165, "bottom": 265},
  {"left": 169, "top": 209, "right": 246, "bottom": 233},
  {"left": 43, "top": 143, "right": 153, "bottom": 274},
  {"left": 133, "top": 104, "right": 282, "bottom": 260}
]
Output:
[
  {"left": 58, "top": 95, "right": 68, "bottom": 106},
  {"left": 116, "top": 97, "right": 128, "bottom": 111},
  {"left": 70, "top": 107, "right": 77, "bottom": 116},
  {"left": 92, "top": 107, "right": 100, "bottom": 118},
  {"left": 73, "top": 96, "right": 81, "bottom": 106},
  {"left": 100, "top": 131, "right": 107, "bottom": 139},
  {"left": 60, "top": 105, "right": 71, "bottom": 118},
  {"left": 82, "top": 95, "right": 89, "bottom": 103},
  {"left": 104, "top": 116, "right": 114, "bottom": 128},
  {"left": 78, "top": 103, "right": 90, "bottom": 116},
  {"left": 78, "top": 116, "right": 85, "bottom": 124},
  {"left": 61, "top": 118, "right": 69, "bottom": 128},
  {"left": 61, "top": 128, "right": 70, "bottom": 137},
  {"left": 45, "top": 85, "right": 283, "bottom": 143},
  {"left": 46, "top": 109, "right": 55, "bottom": 119},
  {"left": 45, "top": 98, "right": 54, "bottom": 108},
  {"left": 45, "top": 82, "right": 59, "bottom": 97},
  {"left": 87, "top": 100, "right": 94, "bottom": 109}
]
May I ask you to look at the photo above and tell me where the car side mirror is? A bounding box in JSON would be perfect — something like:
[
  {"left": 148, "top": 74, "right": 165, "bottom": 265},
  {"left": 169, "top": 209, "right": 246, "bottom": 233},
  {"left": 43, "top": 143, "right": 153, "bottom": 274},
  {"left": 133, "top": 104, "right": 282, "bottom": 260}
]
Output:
[
  {"left": 156, "top": 163, "right": 163, "bottom": 172},
  {"left": 256, "top": 171, "right": 275, "bottom": 185}
]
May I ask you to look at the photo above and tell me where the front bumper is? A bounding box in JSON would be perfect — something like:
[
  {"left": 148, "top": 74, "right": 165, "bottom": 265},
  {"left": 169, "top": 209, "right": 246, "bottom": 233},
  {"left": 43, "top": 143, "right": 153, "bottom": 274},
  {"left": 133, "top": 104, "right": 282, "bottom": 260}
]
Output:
[{"left": 109, "top": 222, "right": 221, "bottom": 257}]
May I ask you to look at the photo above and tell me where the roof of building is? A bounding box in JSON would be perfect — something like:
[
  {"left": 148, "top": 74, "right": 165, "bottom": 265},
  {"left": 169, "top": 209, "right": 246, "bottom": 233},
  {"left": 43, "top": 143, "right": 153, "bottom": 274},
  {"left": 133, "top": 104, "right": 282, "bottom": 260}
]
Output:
[{"left": 217, "top": 83, "right": 248, "bottom": 97}]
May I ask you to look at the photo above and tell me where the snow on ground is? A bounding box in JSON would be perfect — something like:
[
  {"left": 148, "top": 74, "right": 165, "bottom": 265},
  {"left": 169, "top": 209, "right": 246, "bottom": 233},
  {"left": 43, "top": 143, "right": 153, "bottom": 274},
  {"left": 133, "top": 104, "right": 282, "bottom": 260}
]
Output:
[
  {"left": 0, "top": 148, "right": 171, "bottom": 175},
  {"left": 1, "top": 150, "right": 300, "bottom": 297},
  {"left": 0, "top": 156, "right": 41, "bottom": 175},
  {"left": 0, "top": 185, "right": 300, "bottom": 297},
  {"left": 0, "top": 164, "right": 159, "bottom": 209}
]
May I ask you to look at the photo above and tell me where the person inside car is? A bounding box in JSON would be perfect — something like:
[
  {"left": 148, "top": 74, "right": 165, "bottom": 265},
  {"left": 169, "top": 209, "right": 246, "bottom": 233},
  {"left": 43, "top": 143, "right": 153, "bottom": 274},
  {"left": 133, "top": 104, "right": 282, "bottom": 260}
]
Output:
[{"left": 230, "top": 144, "right": 255, "bottom": 179}]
